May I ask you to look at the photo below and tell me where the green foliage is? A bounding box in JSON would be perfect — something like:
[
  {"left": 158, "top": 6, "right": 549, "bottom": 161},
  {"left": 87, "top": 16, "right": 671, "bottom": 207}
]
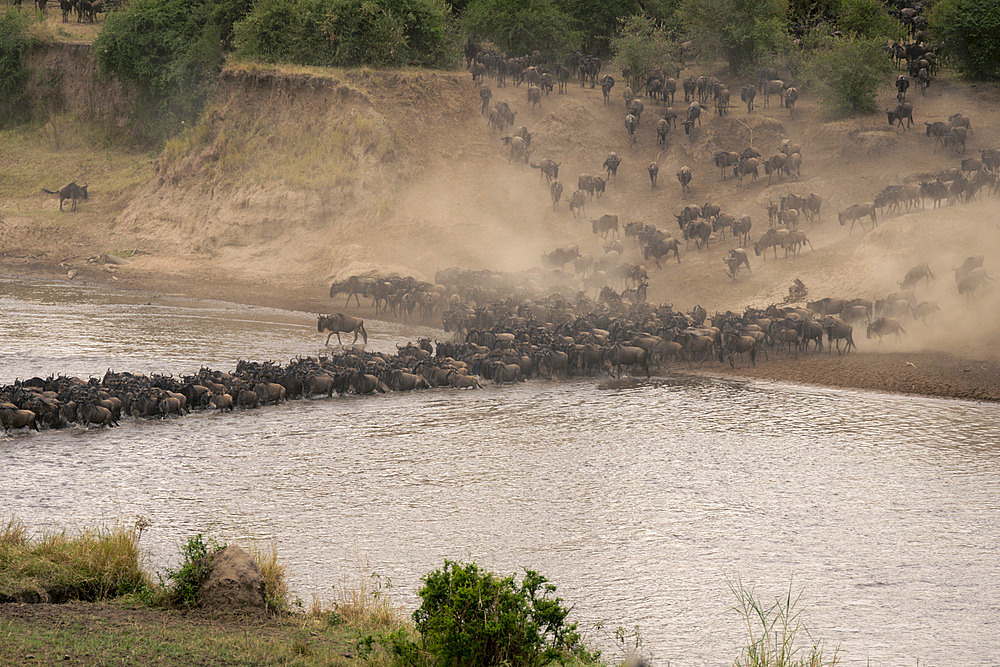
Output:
[
  {"left": 679, "top": 0, "right": 789, "bottom": 74},
  {"left": 92, "top": 0, "right": 253, "bottom": 140},
  {"left": 611, "top": 13, "right": 678, "bottom": 90},
  {"left": 837, "top": 0, "right": 904, "bottom": 40},
  {"left": 787, "top": 0, "right": 840, "bottom": 26},
  {"left": 405, "top": 560, "right": 596, "bottom": 666},
  {"left": 461, "top": 0, "right": 581, "bottom": 58},
  {"left": 162, "top": 534, "right": 224, "bottom": 607},
  {"left": 730, "top": 578, "right": 840, "bottom": 667},
  {"left": 803, "top": 35, "right": 891, "bottom": 116},
  {"left": 929, "top": 0, "right": 1000, "bottom": 80},
  {"left": 0, "top": 10, "right": 37, "bottom": 126},
  {"left": 233, "top": 0, "right": 457, "bottom": 68},
  {"left": 557, "top": 0, "right": 641, "bottom": 56}
]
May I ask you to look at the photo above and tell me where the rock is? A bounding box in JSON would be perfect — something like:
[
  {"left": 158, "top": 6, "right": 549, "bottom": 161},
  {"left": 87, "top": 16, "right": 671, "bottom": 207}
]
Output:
[{"left": 198, "top": 544, "right": 265, "bottom": 612}]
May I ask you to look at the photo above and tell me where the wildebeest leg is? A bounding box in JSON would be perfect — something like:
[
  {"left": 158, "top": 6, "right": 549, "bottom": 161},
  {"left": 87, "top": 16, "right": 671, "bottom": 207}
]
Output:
[
  {"left": 336, "top": 331, "right": 344, "bottom": 345},
  {"left": 325, "top": 332, "right": 334, "bottom": 346}
]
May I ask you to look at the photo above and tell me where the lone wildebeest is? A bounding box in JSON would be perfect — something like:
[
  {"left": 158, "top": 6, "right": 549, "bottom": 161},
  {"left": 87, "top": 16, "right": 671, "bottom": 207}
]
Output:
[
  {"left": 41, "top": 182, "right": 88, "bottom": 211},
  {"left": 318, "top": 313, "right": 368, "bottom": 346},
  {"left": 676, "top": 166, "right": 692, "bottom": 198},
  {"left": 886, "top": 102, "right": 913, "bottom": 130},
  {"left": 723, "top": 249, "right": 751, "bottom": 280}
]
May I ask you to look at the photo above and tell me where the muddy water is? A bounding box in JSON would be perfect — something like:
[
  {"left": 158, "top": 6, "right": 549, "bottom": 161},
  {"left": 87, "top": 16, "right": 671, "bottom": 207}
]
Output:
[{"left": 2, "top": 277, "right": 999, "bottom": 665}]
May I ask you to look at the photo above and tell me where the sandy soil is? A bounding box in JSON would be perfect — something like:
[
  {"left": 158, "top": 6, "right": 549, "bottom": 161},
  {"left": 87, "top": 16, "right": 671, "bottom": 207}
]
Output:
[{"left": 2, "top": 46, "right": 1000, "bottom": 402}]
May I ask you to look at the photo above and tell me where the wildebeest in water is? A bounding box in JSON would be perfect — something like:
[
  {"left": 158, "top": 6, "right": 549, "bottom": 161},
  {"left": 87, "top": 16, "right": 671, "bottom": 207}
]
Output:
[{"left": 318, "top": 313, "right": 368, "bottom": 346}]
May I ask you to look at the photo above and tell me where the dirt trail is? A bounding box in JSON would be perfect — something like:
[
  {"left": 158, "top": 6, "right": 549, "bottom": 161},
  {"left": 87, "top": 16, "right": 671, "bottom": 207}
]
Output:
[{"left": 1, "top": 49, "right": 999, "bottom": 375}]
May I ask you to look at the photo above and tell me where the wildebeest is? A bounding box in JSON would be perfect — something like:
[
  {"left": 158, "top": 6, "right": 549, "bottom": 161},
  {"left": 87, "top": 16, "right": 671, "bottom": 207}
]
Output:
[
  {"left": 644, "top": 237, "right": 681, "bottom": 268},
  {"left": 527, "top": 85, "right": 541, "bottom": 110},
  {"left": 656, "top": 118, "right": 670, "bottom": 146},
  {"left": 682, "top": 76, "right": 696, "bottom": 102},
  {"left": 781, "top": 230, "right": 813, "bottom": 256},
  {"left": 911, "top": 301, "right": 941, "bottom": 324},
  {"left": 715, "top": 87, "right": 731, "bottom": 116},
  {"left": 762, "top": 79, "right": 784, "bottom": 108},
  {"left": 944, "top": 127, "right": 968, "bottom": 154},
  {"left": 318, "top": 313, "right": 368, "bottom": 346},
  {"left": 753, "top": 227, "right": 788, "bottom": 259},
  {"left": 648, "top": 162, "right": 659, "bottom": 189},
  {"left": 723, "top": 249, "right": 751, "bottom": 280},
  {"left": 530, "top": 158, "right": 560, "bottom": 184},
  {"left": 624, "top": 114, "right": 638, "bottom": 145},
  {"left": 542, "top": 245, "right": 581, "bottom": 270},
  {"left": 838, "top": 202, "right": 877, "bottom": 233},
  {"left": 493, "top": 100, "right": 515, "bottom": 127},
  {"left": 783, "top": 87, "right": 798, "bottom": 113},
  {"left": 956, "top": 267, "right": 994, "bottom": 298},
  {"left": 821, "top": 317, "right": 856, "bottom": 354},
  {"left": 610, "top": 345, "right": 649, "bottom": 378},
  {"left": 603, "top": 152, "right": 622, "bottom": 181},
  {"left": 899, "top": 262, "right": 935, "bottom": 289},
  {"left": 591, "top": 214, "right": 620, "bottom": 239},
  {"left": 886, "top": 102, "right": 913, "bottom": 129},
  {"left": 549, "top": 179, "right": 563, "bottom": 210},
  {"left": 568, "top": 190, "right": 586, "bottom": 217},
  {"left": 895, "top": 74, "right": 909, "bottom": 101},
  {"left": 714, "top": 151, "right": 739, "bottom": 181},
  {"left": 740, "top": 85, "right": 756, "bottom": 113},
  {"left": 733, "top": 158, "right": 759, "bottom": 186},
  {"left": 949, "top": 113, "right": 972, "bottom": 134},
  {"left": 733, "top": 215, "right": 752, "bottom": 246},
  {"left": 479, "top": 85, "right": 491, "bottom": 114},
  {"left": 676, "top": 166, "right": 692, "bottom": 198},
  {"left": 683, "top": 102, "right": 701, "bottom": 134},
  {"left": 600, "top": 74, "right": 615, "bottom": 104},
  {"left": 764, "top": 154, "right": 786, "bottom": 184},
  {"left": 0, "top": 406, "right": 39, "bottom": 431},
  {"left": 807, "top": 297, "right": 847, "bottom": 316},
  {"left": 867, "top": 317, "right": 906, "bottom": 342},
  {"left": 41, "top": 182, "right": 88, "bottom": 211}
]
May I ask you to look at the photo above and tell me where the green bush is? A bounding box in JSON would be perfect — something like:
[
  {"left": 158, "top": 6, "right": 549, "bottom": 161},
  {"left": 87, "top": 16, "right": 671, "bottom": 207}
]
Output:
[
  {"left": 803, "top": 35, "right": 891, "bottom": 116},
  {"left": 162, "top": 533, "right": 224, "bottom": 607},
  {"left": 679, "top": 0, "right": 789, "bottom": 74},
  {"left": 92, "top": 0, "right": 253, "bottom": 140},
  {"left": 233, "top": 0, "right": 457, "bottom": 68},
  {"left": 0, "top": 10, "right": 37, "bottom": 126},
  {"left": 556, "top": 0, "right": 641, "bottom": 56},
  {"left": 405, "top": 560, "right": 596, "bottom": 666},
  {"left": 611, "top": 13, "right": 678, "bottom": 90},
  {"left": 837, "top": 0, "right": 904, "bottom": 40},
  {"left": 929, "top": 0, "right": 1000, "bottom": 80},
  {"left": 460, "top": 0, "right": 581, "bottom": 59}
]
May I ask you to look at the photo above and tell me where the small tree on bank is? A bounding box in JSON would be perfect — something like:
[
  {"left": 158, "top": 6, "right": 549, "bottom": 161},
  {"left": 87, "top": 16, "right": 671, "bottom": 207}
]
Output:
[
  {"left": 804, "top": 35, "right": 892, "bottom": 116},
  {"left": 460, "top": 0, "right": 581, "bottom": 58},
  {"left": 611, "top": 13, "right": 678, "bottom": 91},
  {"left": 679, "top": 0, "right": 788, "bottom": 74}
]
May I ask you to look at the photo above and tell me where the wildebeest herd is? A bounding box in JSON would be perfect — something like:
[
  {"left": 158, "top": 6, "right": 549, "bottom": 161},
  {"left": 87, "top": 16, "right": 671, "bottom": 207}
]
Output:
[{"left": 9, "top": 0, "right": 110, "bottom": 23}]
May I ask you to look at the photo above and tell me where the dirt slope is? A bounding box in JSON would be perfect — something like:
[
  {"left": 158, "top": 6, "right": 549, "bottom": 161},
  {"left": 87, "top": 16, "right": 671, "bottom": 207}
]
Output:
[{"left": 2, "top": 48, "right": 998, "bottom": 360}]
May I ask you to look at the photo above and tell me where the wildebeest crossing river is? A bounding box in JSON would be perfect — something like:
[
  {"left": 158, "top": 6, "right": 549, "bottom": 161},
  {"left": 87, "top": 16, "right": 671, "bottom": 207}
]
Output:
[{"left": 2, "top": 276, "right": 999, "bottom": 665}]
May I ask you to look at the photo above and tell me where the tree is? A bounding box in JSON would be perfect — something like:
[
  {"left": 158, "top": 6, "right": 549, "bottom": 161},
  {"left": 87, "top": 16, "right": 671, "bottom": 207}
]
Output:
[
  {"left": 929, "top": 0, "right": 1000, "bottom": 80},
  {"left": 460, "top": 0, "right": 581, "bottom": 58},
  {"left": 803, "top": 36, "right": 891, "bottom": 116},
  {"left": 611, "top": 13, "right": 678, "bottom": 91},
  {"left": 557, "top": 0, "right": 641, "bottom": 56},
  {"left": 679, "top": 0, "right": 788, "bottom": 74}
]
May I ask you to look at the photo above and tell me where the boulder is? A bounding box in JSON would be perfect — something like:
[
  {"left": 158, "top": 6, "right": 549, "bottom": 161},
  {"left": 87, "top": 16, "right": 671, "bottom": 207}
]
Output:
[{"left": 198, "top": 544, "right": 265, "bottom": 612}]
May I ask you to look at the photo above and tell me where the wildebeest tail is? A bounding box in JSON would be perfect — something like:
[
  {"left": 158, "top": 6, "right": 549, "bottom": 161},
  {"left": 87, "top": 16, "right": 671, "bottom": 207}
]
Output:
[{"left": 41, "top": 188, "right": 58, "bottom": 195}]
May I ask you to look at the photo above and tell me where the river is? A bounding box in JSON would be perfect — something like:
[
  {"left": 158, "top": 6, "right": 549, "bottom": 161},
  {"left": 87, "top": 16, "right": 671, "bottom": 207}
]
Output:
[{"left": 1, "top": 276, "right": 998, "bottom": 665}]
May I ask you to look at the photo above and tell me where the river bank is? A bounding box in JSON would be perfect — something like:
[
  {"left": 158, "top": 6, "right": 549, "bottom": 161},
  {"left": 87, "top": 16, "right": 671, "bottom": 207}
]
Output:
[{"left": 4, "top": 257, "right": 998, "bottom": 404}]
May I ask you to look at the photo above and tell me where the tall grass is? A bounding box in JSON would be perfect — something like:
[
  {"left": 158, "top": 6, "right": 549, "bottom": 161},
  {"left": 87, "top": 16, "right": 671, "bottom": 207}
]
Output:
[
  {"left": 317, "top": 561, "right": 406, "bottom": 634},
  {"left": 730, "top": 578, "right": 839, "bottom": 667},
  {"left": 0, "top": 517, "right": 152, "bottom": 603},
  {"left": 247, "top": 542, "right": 288, "bottom": 614}
]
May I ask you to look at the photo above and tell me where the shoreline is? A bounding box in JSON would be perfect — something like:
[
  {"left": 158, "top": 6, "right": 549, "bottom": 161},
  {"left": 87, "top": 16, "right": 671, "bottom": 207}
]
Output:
[{"left": 4, "top": 257, "right": 999, "bottom": 404}]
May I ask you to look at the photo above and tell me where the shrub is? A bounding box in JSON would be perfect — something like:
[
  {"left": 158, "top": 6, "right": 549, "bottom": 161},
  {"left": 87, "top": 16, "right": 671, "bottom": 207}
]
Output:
[
  {"left": 556, "top": 0, "right": 641, "bottom": 56},
  {"left": 611, "top": 13, "right": 679, "bottom": 91},
  {"left": 460, "top": 0, "right": 581, "bottom": 59},
  {"left": 803, "top": 35, "right": 891, "bottom": 116},
  {"left": 92, "top": 0, "right": 253, "bottom": 140},
  {"left": 407, "top": 560, "right": 596, "bottom": 666},
  {"left": 162, "top": 533, "right": 224, "bottom": 607},
  {"left": 679, "top": 0, "right": 790, "bottom": 74},
  {"left": 0, "top": 517, "right": 152, "bottom": 603},
  {"left": 0, "top": 10, "right": 37, "bottom": 126},
  {"left": 837, "top": 0, "right": 905, "bottom": 40},
  {"left": 233, "top": 0, "right": 457, "bottom": 69},
  {"left": 929, "top": 0, "right": 1000, "bottom": 80}
]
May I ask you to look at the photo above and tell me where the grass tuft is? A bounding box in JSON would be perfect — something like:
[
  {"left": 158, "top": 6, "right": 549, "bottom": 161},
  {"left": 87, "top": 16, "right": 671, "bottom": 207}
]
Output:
[
  {"left": 325, "top": 561, "right": 406, "bottom": 635},
  {"left": 247, "top": 541, "right": 289, "bottom": 615},
  {"left": 730, "top": 577, "right": 839, "bottom": 667},
  {"left": 0, "top": 516, "right": 153, "bottom": 603}
]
